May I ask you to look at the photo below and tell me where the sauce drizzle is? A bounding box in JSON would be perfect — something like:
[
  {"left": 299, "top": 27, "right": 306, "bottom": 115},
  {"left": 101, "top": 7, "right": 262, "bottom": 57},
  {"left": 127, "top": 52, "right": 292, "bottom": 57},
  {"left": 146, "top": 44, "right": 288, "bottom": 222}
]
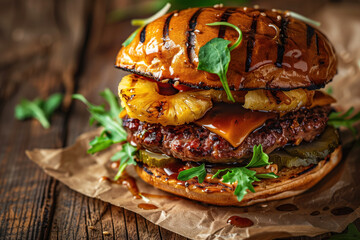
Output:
[
  {"left": 99, "top": 174, "right": 180, "bottom": 201},
  {"left": 138, "top": 203, "right": 158, "bottom": 210},
  {"left": 276, "top": 204, "right": 299, "bottom": 211},
  {"left": 227, "top": 216, "right": 254, "bottom": 228}
]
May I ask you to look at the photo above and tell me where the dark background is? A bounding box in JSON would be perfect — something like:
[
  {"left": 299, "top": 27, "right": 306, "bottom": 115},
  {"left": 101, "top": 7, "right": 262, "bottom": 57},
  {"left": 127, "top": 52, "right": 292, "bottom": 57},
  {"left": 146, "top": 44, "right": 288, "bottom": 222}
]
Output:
[{"left": 1, "top": 0, "right": 359, "bottom": 239}]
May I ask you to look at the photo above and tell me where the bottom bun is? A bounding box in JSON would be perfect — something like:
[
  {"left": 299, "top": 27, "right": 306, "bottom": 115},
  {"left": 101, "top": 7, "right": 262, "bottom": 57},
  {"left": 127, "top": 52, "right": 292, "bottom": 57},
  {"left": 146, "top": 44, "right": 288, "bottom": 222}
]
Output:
[{"left": 135, "top": 147, "right": 342, "bottom": 206}]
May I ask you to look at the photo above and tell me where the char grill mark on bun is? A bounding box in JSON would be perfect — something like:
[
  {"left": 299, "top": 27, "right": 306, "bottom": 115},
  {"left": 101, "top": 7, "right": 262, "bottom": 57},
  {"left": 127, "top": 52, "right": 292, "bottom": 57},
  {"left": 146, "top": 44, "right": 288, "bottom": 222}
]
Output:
[
  {"left": 245, "top": 15, "right": 258, "bottom": 72},
  {"left": 163, "top": 12, "right": 175, "bottom": 42},
  {"left": 139, "top": 25, "right": 147, "bottom": 43},
  {"left": 306, "top": 24, "right": 315, "bottom": 48},
  {"left": 186, "top": 8, "right": 203, "bottom": 63},
  {"left": 217, "top": 8, "right": 236, "bottom": 38},
  {"left": 275, "top": 16, "right": 289, "bottom": 68},
  {"left": 116, "top": 7, "right": 337, "bottom": 90}
]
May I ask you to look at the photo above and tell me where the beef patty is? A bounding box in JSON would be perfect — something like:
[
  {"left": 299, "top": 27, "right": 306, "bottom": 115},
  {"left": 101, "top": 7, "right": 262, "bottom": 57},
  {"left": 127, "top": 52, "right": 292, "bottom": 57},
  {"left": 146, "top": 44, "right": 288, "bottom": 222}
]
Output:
[{"left": 123, "top": 106, "right": 331, "bottom": 163}]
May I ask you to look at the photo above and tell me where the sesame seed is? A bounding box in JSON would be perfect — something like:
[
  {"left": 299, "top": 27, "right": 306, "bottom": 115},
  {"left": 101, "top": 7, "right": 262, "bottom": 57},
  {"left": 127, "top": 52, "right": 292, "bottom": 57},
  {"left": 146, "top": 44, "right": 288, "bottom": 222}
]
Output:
[
  {"left": 260, "top": 12, "right": 266, "bottom": 17},
  {"left": 277, "top": 15, "right": 282, "bottom": 21},
  {"left": 213, "top": 3, "right": 224, "bottom": 8},
  {"left": 253, "top": 5, "right": 259, "bottom": 9},
  {"left": 174, "top": 13, "right": 178, "bottom": 17},
  {"left": 174, "top": 81, "right": 180, "bottom": 87},
  {"left": 161, "top": 79, "right": 169, "bottom": 83}
]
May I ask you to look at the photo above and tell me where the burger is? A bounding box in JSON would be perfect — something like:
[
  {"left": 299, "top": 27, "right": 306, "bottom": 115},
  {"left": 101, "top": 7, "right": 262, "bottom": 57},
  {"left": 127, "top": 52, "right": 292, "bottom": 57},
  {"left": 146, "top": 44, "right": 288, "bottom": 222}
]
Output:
[{"left": 115, "top": 6, "right": 341, "bottom": 206}]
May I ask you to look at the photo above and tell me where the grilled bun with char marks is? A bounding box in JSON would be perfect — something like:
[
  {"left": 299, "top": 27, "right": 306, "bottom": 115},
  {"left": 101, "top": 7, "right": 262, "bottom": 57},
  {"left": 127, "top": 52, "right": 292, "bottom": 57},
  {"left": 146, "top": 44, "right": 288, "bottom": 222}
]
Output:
[
  {"left": 135, "top": 147, "right": 342, "bottom": 206},
  {"left": 116, "top": 7, "right": 337, "bottom": 91}
]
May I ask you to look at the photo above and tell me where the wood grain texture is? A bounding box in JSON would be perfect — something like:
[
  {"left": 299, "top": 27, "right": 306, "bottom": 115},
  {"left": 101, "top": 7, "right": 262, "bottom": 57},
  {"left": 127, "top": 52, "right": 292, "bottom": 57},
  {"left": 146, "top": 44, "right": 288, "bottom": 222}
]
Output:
[{"left": 0, "top": 0, "right": 358, "bottom": 239}]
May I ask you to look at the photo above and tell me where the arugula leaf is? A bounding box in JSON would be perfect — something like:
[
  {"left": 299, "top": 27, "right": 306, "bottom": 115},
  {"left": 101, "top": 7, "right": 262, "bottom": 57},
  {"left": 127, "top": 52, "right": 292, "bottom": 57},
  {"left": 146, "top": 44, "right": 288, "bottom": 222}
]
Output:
[
  {"left": 328, "top": 107, "right": 360, "bottom": 136},
  {"left": 177, "top": 144, "right": 278, "bottom": 201},
  {"left": 122, "top": 29, "right": 141, "bottom": 47},
  {"left": 212, "top": 144, "right": 278, "bottom": 201},
  {"left": 177, "top": 163, "right": 206, "bottom": 183},
  {"left": 326, "top": 86, "right": 333, "bottom": 95},
  {"left": 88, "top": 132, "right": 114, "bottom": 154},
  {"left": 15, "top": 93, "right": 63, "bottom": 129},
  {"left": 73, "top": 93, "right": 127, "bottom": 143},
  {"left": 73, "top": 89, "right": 137, "bottom": 180},
  {"left": 197, "top": 22, "right": 243, "bottom": 102},
  {"left": 114, "top": 143, "right": 137, "bottom": 180},
  {"left": 287, "top": 11, "right": 321, "bottom": 27},
  {"left": 330, "top": 223, "right": 360, "bottom": 240},
  {"left": 220, "top": 167, "right": 259, "bottom": 201},
  {"left": 255, "top": 172, "right": 279, "bottom": 179},
  {"left": 246, "top": 144, "right": 270, "bottom": 168},
  {"left": 122, "top": 3, "right": 171, "bottom": 47}
]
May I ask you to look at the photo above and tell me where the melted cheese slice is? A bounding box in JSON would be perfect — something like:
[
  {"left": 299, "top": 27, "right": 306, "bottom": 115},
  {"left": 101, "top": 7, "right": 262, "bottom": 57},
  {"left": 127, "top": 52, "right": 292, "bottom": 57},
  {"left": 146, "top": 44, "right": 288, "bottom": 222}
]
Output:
[{"left": 195, "top": 104, "right": 276, "bottom": 148}]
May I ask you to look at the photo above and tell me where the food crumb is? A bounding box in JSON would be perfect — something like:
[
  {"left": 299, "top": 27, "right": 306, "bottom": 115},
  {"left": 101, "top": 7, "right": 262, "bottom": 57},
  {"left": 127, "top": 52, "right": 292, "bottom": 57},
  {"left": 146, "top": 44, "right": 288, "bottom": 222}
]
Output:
[
  {"left": 88, "top": 226, "right": 96, "bottom": 230},
  {"left": 103, "top": 231, "right": 111, "bottom": 236}
]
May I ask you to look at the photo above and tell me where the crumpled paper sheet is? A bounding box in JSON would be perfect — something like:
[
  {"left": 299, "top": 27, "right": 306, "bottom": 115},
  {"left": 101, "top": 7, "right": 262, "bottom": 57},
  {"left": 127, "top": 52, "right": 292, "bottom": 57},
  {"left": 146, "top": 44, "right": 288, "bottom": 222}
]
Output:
[{"left": 27, "top": 3, "right": 360, "bottom": 240}]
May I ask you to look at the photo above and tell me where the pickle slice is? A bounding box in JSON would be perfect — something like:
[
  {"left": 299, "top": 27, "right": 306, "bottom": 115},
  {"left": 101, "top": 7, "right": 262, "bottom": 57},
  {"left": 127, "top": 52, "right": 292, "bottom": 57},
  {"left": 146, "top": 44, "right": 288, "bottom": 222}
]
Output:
[
  {"left": 136, "top": 149, "right": 179, "bottom": 168},
  {"left": 269, "top": 126, "right": 339, "bottom": 168}
]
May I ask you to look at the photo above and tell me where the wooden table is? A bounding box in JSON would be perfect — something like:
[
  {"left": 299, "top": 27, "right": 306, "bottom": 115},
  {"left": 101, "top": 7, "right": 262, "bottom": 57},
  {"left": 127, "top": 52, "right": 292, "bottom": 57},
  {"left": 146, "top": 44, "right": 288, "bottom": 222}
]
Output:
[{"left": 1, "top": 0, "right": 359, "bottom": 239}]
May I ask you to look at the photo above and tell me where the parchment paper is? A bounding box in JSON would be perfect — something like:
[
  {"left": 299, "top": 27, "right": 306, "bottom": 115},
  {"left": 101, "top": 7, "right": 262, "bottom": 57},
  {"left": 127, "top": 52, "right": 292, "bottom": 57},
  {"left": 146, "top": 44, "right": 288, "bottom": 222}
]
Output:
[{"left": 26, "top": 3, "right": 360, "bottom": 240}]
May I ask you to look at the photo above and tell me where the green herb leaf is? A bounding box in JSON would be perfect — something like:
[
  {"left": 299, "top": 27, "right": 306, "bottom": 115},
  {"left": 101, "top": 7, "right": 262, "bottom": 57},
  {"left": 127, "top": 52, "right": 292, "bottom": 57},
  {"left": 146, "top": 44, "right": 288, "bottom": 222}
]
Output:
[
  {"left": 15, "top": 93, "right": 63, "bottom": 129},
  {"left": 122, "top": 3, "right": 171, "bottom": 47},
  {"left": 73, "top": 90, "right": 138, "bottom": 180},
  {"left": 42, "top": 93, "right": 63, "bottom": 118},
  {"left": 246, "top": 144, "right": 270, "bottom": 168},
  {"left": 329, "top": 223, "right": 360, "bottom": 240},
  {"left": 220, "top": 167, "right": 259, "bottom": 201},
  {"left": 288, "top": 11, "right": 321, "bottom": 27},
  {"left": 211, "top": 144, "right": 278, "bottom": 201},
  {"left": 328, "top": 107, "right": 360, "bottom": 136},
  {"left": 131, "top": 3, "right": 171, "bottom": 26},
  {"left": 114, "top": 143, "right": 137, "bottom": 180},
  {"left": 122, "top": 28, "right": 141, "bottom": 47},
  {"left": 255, "top": 172, "right": 279, "bottom": 179},
  {"left": 197, "top": 22, "right": 242, "bottom": 102},
  {"left": 326, "top": 86, "right": 333, "bottom": 95},
  {"left": 73, "top": 91, "right": 127, "bottom": 143},
  {"left": 177, "top": 163, "right": 206, "bottom": 183},
  {"left": 88, "top": 132, "right": 114, "bottom": 154}
]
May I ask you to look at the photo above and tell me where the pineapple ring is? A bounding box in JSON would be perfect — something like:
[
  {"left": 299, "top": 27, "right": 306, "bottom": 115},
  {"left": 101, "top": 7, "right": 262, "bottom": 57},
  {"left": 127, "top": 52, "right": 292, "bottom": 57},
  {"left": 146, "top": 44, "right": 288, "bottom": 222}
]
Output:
[
  {"left": 119, "top": 75, "right": 323, "bottom": 126},
  {"left": 118, "top": 75, "right": 214, "bottom": 126},
  {"left": 243, "top": 89, "right": 315, "bottom": 112}
]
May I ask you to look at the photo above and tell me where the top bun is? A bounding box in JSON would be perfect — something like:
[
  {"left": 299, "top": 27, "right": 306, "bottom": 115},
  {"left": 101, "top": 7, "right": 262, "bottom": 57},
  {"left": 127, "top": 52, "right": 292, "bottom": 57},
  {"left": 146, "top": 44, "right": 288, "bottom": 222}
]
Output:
[{"left": 115, "top": 7, "right": 337, "bottom": 90}]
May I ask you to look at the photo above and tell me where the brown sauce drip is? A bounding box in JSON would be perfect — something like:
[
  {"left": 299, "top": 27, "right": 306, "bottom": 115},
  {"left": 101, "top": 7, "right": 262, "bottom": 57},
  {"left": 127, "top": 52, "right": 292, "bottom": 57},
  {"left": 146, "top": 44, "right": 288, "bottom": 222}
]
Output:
[
  {"left": 276, "top": 204, "right": 299, "bottom": 211},
  {"left": 138, "top": 203, "right": 158, "bottom": 210},
  {"left": 99, "top": 175, "right": 180, "bottom": 201},
  {"left": 227, "top": 216, "right": 254, "bottom": 228},
  {"left": 99, "top": 173, "right": 141, "bottom": 199},
  {"left": 310, "top": 211, "right": 320, "bottom": 216},
  {"left": 331, "top": 207, "right": 354, "bottom": 216}
]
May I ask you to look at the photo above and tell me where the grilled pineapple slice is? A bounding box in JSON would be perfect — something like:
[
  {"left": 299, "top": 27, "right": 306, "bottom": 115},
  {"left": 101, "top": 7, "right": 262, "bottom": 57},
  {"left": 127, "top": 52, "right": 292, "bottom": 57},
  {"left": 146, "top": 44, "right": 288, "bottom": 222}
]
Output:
[
  {"left": 243, "top": 89, "right": 315, "bottom": 112},
  {"left": 119, "top": 75, "right": 213, "bottom": 125}
]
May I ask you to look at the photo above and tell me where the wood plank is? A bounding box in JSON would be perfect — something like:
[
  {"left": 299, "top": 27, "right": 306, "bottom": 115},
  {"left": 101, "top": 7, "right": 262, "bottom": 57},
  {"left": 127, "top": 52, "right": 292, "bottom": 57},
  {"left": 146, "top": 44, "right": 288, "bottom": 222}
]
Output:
[{"left": 0, "top": 0, "right": 91, "bottom": 239}]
